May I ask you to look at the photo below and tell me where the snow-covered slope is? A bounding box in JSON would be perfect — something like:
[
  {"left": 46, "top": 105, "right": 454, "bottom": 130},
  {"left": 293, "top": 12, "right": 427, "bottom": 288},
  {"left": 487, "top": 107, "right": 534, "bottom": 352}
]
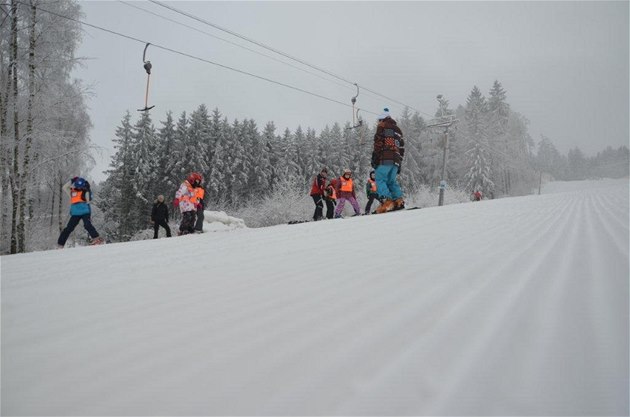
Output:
[{"left": 2, "top": 179, "right": 628, "bottom": 416}]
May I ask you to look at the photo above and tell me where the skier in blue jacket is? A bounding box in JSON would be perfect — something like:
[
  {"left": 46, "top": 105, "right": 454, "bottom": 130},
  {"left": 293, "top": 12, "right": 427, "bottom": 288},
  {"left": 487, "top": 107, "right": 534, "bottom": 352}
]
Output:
[{"left": 57, "top": 177, "right": 103, "bottom": 247}]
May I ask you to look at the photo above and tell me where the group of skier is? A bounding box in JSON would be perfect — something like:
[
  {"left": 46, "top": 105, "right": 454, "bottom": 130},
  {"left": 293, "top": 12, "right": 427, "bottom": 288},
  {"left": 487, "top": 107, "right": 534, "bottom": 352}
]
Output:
[
  {"left": 147, "top": 172, "right": 208, "bottom": 238},
  {"left": 310, "top": 109, "right": 406, "bottom": 220},
  {"left": 57, "top": 172, "right": 208, "bottom": 247},
  {"left": 57, "top": 109, "right": 405, "bottom": 247}
]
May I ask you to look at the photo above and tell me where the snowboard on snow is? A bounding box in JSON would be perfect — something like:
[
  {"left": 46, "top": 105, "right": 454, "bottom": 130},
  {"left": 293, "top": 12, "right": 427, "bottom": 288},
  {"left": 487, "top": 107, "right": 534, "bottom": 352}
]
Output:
[
  {"left": 288, "top": 220, "right": 311, "bottom": 225},
  {"left": 288, "top": 207, "right": 421, "bottom": 224},
  {"left": 372, "top": 206, "right": 421, "bottom": 214}
]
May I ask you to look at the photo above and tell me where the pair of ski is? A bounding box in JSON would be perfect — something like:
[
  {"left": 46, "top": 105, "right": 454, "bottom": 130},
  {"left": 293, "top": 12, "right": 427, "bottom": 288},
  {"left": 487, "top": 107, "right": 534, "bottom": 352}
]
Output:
[{"left": 57, "top": 236, "right": 105, "bottom": 249}]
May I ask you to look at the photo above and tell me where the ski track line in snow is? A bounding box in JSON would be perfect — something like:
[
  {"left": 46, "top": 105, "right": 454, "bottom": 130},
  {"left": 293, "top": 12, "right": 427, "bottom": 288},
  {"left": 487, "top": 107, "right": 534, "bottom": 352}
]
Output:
[
  {"left": 426, "top": 192, "right": 577, "bottom": 414},
  {"left": 423, "top": 186, "right": 629, "bottom": 415},
  {"left": 333, "top": 189, "right": 583, "bottom": 415},
  {"left": 222, "top": 195, "right": 579, "bottom": 413},
  {"left": 200, "top": 210, "right": 516, "bottom": 413}
]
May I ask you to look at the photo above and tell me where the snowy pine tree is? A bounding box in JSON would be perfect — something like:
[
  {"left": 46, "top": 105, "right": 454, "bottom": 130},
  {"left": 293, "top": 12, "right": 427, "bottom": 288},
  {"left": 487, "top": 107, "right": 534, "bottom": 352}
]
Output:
[
  {"left": 487, "top": 80, "right": 511, "bottom": 194},
  {"left": 131, "top": 111, "right": 159, "bottom": 210},
  {"left": 156, "top": 111, "right": 179, "bottom": 197},
  {"left": 187, "top": 104, "right": 211, "bottom": 179},
  {"left": 463, "top": 86, "right": 494, "bottom": 194},
  {"left": 261, "top": 121, "right": 280, "bottom": 187},
  {"left": 98, "top": 112, "right": 137, "bottom": 241}
]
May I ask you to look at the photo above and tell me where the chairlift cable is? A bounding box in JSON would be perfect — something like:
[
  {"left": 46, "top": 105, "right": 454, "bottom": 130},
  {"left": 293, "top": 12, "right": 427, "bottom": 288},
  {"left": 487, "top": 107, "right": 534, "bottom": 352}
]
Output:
[
  {"left": 147, "top": 0, "right": 435, "bottom": 118},
  {"left": 117, "top": 0, "right": 355, "bottom": 93},
  {"left": 18, "top": 2, "right": 380, "bottom": 116}
]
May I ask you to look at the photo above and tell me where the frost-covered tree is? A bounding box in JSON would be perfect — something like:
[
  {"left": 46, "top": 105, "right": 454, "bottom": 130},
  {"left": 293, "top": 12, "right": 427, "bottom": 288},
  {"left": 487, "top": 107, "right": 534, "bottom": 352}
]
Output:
[
  {"left": 187, "top": 104, "right": 211, "bottom": 178},
  {"left": 536, "top": 135, "right": 568, "bottom": 180},
  {"left": 156, "top": 111, "right": 178, "bottom": 196},
  {"left": 261, "top": 121, "right": 280, "bottom": 187},
  {"left": 463, "top": 86, "right": 494, "bottom": 194},
  {"left": 487, "top": 80, "right": 511, "bottom": 194},
  {"left": 131, "top": 111, "right": 159, "bottom": 210},
  {"left": 568, "top": 147, "right": 588, "bottom": 180},
  {"left": 397, "top": 108, "right": 426, "bottom": 193},
  {"left": 505, "top": 112, "right": 537, "bottom": 194},
  {"left": 169, "top": 111, "right": 190, "bottom": 183},
  {"left": 207, "top": 115, "right": 232, "bottom": 204},
  {"left": 227, "top": 119, "right": 250, "bottom": 204},
  {"left": 1, "top": 0, "right": 91, "bottom": 253},
  {"left": 98, "top": 112, "right": 136, "bottom": 241},
  {"left": 590, "top": 146, "right": 629, "bottom": 179}
]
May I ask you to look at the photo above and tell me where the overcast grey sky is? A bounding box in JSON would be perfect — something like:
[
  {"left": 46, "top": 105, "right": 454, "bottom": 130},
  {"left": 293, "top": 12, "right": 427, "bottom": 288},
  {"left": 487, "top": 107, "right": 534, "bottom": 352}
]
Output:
[{"left": 72, "top": 1, "right": 629, "bottom": 181}]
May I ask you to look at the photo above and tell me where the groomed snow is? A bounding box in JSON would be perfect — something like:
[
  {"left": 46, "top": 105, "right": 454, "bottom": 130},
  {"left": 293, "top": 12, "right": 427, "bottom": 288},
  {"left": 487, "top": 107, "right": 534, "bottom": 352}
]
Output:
[{"left": 2, "top": 179, "right": 628, "bottom": 415}]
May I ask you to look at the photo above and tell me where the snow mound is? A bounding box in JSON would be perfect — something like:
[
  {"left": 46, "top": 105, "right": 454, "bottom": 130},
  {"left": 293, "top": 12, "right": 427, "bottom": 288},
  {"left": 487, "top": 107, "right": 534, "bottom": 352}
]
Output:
[{"left": 202, "top": 210, "right": 247, "bottom": 231}]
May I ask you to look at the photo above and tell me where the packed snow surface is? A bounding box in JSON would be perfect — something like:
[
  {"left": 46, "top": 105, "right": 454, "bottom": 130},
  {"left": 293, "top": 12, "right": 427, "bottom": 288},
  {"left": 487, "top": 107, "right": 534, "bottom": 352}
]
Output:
[{"left": 2, "top": 179, "right": 628, "bottom": 415}]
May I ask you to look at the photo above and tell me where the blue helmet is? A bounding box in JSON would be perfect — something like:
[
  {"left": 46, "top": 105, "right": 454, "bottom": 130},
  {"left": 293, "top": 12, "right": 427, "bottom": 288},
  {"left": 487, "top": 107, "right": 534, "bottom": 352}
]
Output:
[{"left": 73, "top": 177, "right": 87, "bottom": 189}]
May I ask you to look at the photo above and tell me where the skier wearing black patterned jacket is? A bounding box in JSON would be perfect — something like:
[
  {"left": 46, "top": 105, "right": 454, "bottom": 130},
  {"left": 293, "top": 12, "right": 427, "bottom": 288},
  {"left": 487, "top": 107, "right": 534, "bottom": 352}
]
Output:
[{"left": 371, "top": 109, "right": 405, "bottom": 213}]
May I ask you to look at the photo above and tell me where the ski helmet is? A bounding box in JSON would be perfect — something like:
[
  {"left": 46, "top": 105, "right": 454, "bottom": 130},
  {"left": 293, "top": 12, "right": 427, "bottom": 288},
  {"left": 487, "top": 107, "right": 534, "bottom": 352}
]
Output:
[
  {"left": 187, "top": 172, "right": 202, "bottom": 184},
  {"left": 73, "top": 177, "right": 87, "bottom": 189}
]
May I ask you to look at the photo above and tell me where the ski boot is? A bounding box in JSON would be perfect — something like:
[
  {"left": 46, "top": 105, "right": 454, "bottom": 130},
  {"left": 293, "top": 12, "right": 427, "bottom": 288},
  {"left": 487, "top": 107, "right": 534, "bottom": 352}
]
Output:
[
  {"left": 375, "top": 199, "right": 395, "bottom": 214},
  {"left": 89, "top": 236, "right": 105, "bottom": 246},
  {"left": 392, "top": 198, "right": 405, "bottom": 211}
]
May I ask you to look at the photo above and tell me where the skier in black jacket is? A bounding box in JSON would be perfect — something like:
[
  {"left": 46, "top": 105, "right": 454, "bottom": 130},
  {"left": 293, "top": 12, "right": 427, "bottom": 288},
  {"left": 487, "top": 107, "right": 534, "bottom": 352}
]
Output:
[{"left": 151, "top": 195, "right": 172, "bottom": 238}]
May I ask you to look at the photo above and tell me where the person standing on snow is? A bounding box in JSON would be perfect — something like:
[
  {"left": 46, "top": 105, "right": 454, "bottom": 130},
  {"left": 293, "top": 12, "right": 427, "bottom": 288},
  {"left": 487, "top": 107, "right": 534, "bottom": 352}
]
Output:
[
  {"left": 364, "top": 170, "right": 379, "bottom": 214},
  {"left": 151, "top": 195, "right": 172, "bottom": 239},
  {"left": 309, "top": 167, "right": 328, "bottom": 221},
  {"left": 371, "top": 108, "right": 405, "bottom": 213},
  {"left": 323, "top": 180, "right": 337, "bottom": 219},
  {"left": 57, "top": 177, "right": 103, "bottom": 247},
  {"left": 193, "top": 179, "right": 205, "bottom": 233},
  {"left": 333, "top": 168, "right": 361, "bottom": 218},
  {"left": 174, "top": 172, "right": 201, "bottom": 235}
]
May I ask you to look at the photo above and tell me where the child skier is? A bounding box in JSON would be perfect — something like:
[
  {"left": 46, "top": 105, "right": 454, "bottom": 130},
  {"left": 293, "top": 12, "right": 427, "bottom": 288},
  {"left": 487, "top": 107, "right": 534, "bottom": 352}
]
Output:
[
  {"left": 333, "top": 169, "right": 361, "bottom": 218},
  {"left": 364, "top": 170, "right": 379, "bottom": 214},
  {"left": 193, "top": 180, "right": 205, "bottom": 233},
  {"left": 309, "top": 168, "right": 328, "bottom": 221},
  {"left": 323, "top": 181, "right": 337, "bottom": 219},
  {"left": 57, "top": 177, "right": 103, "bottom": 247},
  {"left": 151, "top": 195, "right": 172, "bottom": 238},
  {"left": 174, "top": 172, "right": 201, "bottom": 235}
]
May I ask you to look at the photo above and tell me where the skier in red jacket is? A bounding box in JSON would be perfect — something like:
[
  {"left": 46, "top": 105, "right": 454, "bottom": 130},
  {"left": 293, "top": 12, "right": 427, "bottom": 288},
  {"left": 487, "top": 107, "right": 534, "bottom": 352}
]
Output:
[{"left": 309, "top": 168, "right": 328, "bottom": 221}]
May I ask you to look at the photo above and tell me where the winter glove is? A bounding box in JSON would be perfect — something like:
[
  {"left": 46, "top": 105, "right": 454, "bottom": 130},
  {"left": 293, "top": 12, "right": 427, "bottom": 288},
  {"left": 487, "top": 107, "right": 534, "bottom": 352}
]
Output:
[{"left": 173, "top": 198, "right": 179, "bottom": 208}]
